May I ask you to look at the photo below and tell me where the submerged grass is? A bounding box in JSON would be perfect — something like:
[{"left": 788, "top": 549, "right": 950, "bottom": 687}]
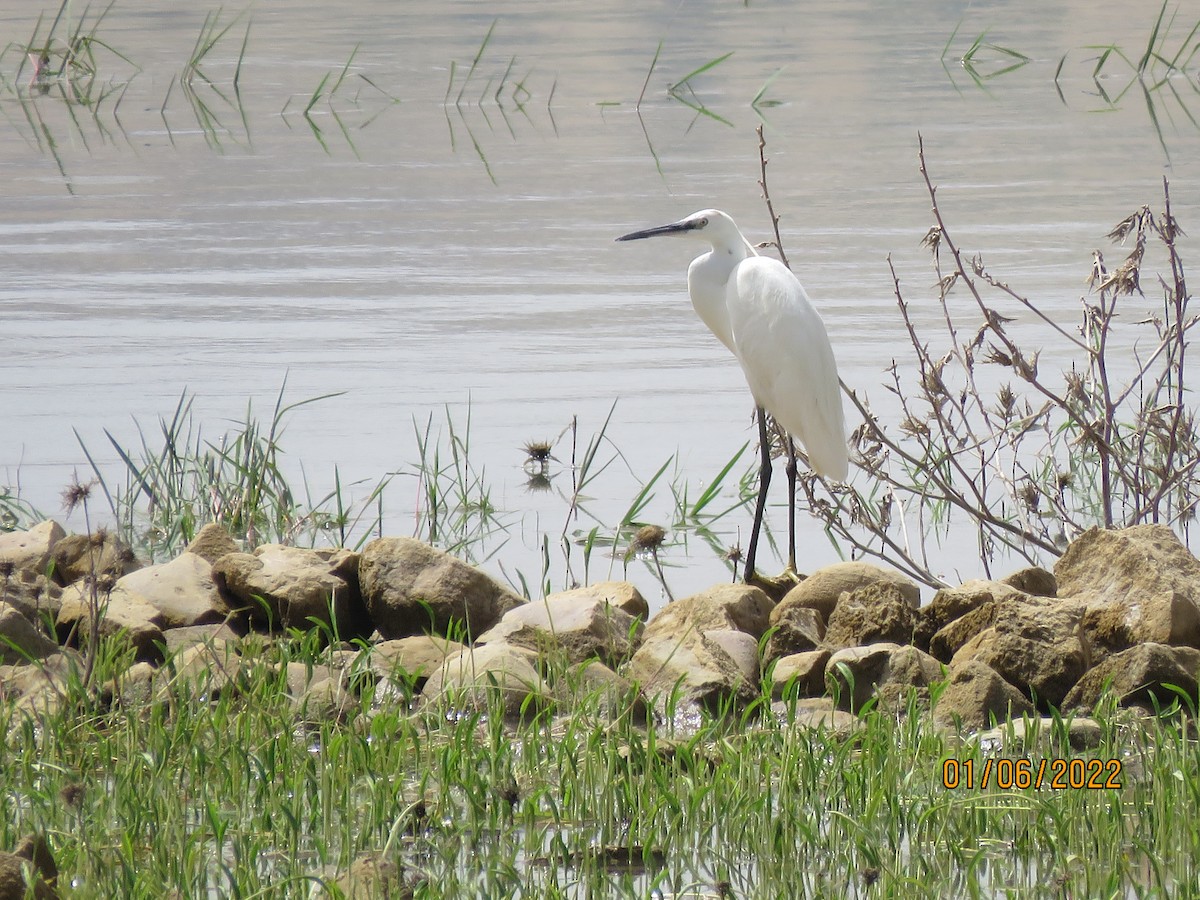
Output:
[{"left": 1, "top": 636, "right": 1197, "bottom": 897}]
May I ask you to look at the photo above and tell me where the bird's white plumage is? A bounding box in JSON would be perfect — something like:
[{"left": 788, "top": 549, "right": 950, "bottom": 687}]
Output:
[
  {"left": 728, "top": 255, "right": 848, "bottom": 480},
  {"left": 619, "top": 208, "right": 848, "bottom": 481}
]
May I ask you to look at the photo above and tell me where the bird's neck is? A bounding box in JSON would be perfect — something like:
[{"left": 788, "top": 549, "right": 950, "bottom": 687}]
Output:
[{"left": 687, "top": 241, "right": 754, "bottom": 352}]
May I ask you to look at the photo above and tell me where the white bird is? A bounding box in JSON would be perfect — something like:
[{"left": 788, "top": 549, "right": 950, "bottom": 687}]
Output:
[{"left": 616, "top": 209, "right": 847, "bottom": 583}]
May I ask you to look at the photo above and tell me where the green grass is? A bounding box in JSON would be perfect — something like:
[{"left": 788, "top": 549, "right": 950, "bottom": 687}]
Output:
[{"left": 1, "top": 635, "right": 1196, "bottom": 897}]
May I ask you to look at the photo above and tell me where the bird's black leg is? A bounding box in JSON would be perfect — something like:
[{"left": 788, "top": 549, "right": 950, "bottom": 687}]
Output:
[
  {"left": 744, "top": 406, "right": 772, "bottom": 582},
  {"left": 785, "top": 436, "right": 798, "bottom": 575}
]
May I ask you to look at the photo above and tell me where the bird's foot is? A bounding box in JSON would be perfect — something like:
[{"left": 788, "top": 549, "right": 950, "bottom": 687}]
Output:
[{"left": 743, "top": 566, "right": 803, "bottom": 603}]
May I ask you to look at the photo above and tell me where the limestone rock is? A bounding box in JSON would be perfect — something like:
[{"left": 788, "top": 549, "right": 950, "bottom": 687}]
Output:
[
  {"left": 1056, "top": 524, "right": 1200, "bottom": 603},
  {"left": 0, "top": 571, "right": 61, "bottom": 625},
  {"left": 1082, "top": 590, "right": 1200, "bottom": 662},
  {"left": 559, "top": 660, "right": 648, "bottom": 722},
  {"left": 213, "top": 545, "right": 369, "bottom": 639},
  {"left": 772, "top": 698, "right": 860, "bottom": 738},
  {"left": 929, "top": 602, "right": 997, "bottom": 663},
  {"left": 544, "top": 581, "right": 649, "bottom": 620},
  {"left": 932, "top": 659, "right": 1036, "bottom": 732},
  {"left": 0, "top": 833, "right": 57, "bottom": 900},
  {"left": 916, "top": 580, "right": 1026, "bottom": 653},
  {"left": 363, "top": 635, "right": 467, "bottom": 692},
  {"left": 772, "top": 561, "right": 921, "bottom": 622},
  {"left": 1001, "top": 566, "right": 1057, "bottom": 597},
  {"left": 420, "top": 642, "right": 546, "bottom": 717},
  {"left": 0, "top": 602, "right": 58, "bottom": 665},
  {"left": 976, "top": 716, "right": 1104, "bottom": 753},
  {"left": 1055, "top": 525, "right": 1200, "bottom": 648},
  {"left": 644, "top": 583, "right": 773, "bottom": 639},
  {"left": 329, "top": 853, "right": 408, "bottom": 900},
  {"left": 477, "top": 592, "right": 643, "bottom": 667},
  {"left": 160, "top": 623, "right": 242, "bottom": 657},
  {"left": 359, "top": 537, "right": 523, "bottom": 641},
  {"left": 116, "top": 552, "right": 229, "bottom": 629},
  {"left": 48, "top": 532, "right": 140, "bottom": 587},
  {"left": 55, "top": 583, "right": 165, "bottom": 662},
  {"left": 159, "top": 639, "right": 246, "bottom": 701},
  {"left": 769, "top": 649, "right": 831, "bottom": 700},
  {"left": 0, "top": 652, "right": 79, "bottom": 722},
  {"left": 1062, "top": 642, "right": 1198, "bottom": 712},
  {"left": 623, "top": 584, "right": 772, "bottom": 711},
  {"left": 763, "top": 604, "right": 824, "bottom": 662},
  {"left": 950, "top": 594, "right": 1089, "bottom": 708},
  {"left": 826, "top": 643, "right": 943, "bottom": 712},
  {"left": 823, "top": 583, "right": 918, "bottom": 650},
  {"left": 185, "top": 523, "right": 240, "bottom": 565},
  {"left": 0, "top": 521, "right": 65, "bottom": 579}
]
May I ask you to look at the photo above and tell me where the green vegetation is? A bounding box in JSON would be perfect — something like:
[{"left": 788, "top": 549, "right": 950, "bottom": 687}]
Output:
[{"left": 0, "top": 636, "right": 1195, "bottom": 897}]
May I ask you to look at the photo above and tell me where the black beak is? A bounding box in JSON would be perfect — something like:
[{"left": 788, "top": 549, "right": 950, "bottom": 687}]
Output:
[{"left": 615, "top": 219, "right": 697, "bottom": 242}]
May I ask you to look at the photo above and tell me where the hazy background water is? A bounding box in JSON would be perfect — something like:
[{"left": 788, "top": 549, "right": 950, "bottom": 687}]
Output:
[{"left": 1, "top": 0, "right": 1198, "bottom": 607}]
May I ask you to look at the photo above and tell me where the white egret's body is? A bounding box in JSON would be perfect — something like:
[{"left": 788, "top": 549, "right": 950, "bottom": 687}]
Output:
[{"left": 617, "top": 209, "right": 847, "bottom": 579}]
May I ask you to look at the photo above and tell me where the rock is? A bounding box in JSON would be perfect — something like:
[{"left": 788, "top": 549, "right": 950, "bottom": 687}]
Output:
[
  {"left": 1082, "top": 590, "right": 1200, "bottom": 662},
  {"left": 185, "top": 523, "right": 240, "bottom": 565},
  {"left": 950, "top": 594, "right": 1090, "bottom": 708},
  {"left": 0, "top": 521, "right": 65, "bottom": 579},
  {"left": 1056, "top": 525, "right": 1200, "bottom": 647},
  {"left": 48, "top": 532, "right": 140, "bottom": 586},
  {"left": 559, "top": 660, "right": 648, "bottom": 722},
  {"left": 932, "top": 659, "right": 1036, "bottom": 732},
  {"left": 1062, "top": 642, "right": 1198, "bottom": 712},
  {"left": 769, "top": 649, "right": 831, "bottom": 700},
  {"left": 624, "top": 584, "right": 772, "bottom": 711},
  {"left": 420, "top": 642, "right": 546, "bottom": 717},
  {"left": 289, "top": 665, "right": 355, "bottom": 724},
  {"left": 115, "top": 552, "right": 229, "bottom": 629},
  {"left": 929, "top": 602, "right": 997, "bottom": 663},
  {"left": 823, "top": 583, "right": 919, "bottom": 650},
  {"left": 160, "top": 623, "right": 243, "bottom": 657},
  {"left": 703, "top": 629, "right": 760, "bottom": 683},
  {"left": 0, "top": 571, "right": 61, "bottom": 625},
  {"left": 763, "top": 605, "right": 824, "bottom": 662},
  {"left": 772, "top": 698, "right": 860, "bottom": 738},
  {"left": 1056, "top": 524, "right": 1200, "bottom": 603},
  {"left": 476, "top": 592, "right": 643, "bottom": 667},
  {"left": 0, "top": 833, "right": 57, "bottom": 900},
  {"left": 55, "top": 583, "right": 165, "bottom": 662},
  {"left": 916, "top": 580, "right": 1026, "bottom": 652},
  {"left": 646, "top": 583, "right": 774, "bottom": 637},
  {"left": 544, "top": 581, "right": 649, "bottom": 620},
  {"left": 159, "top": 640, "right": 245, "bottom": 702},
  {"left": 213, "top": 545, "right": 369, "bottom": 639},
  {"left": 359, "top": 537, "right": 523, "bottom": 641},
  {"left": 772, "top": 561, "right": 921, "bottom": 622},
  {"left": 363, "top": 636, "right": 467, "bottom": 693},
  {"left": 0, "top": 603, "right": 59, "bottom": 665},
  {"left": 328, "top": 853, "right": 408, "bottom": 900},
  {"left": 977, "top": 716, "right": 1104, "bottom": 753},
  {"left": 1001, "top": 566, "right": 1057, "bottom": 597},
  {"left": 0, "top": 652, "right": 79, "bottom": 723},
  {"left": 826, "top": 643, "right": 942, "bottom": 712}
]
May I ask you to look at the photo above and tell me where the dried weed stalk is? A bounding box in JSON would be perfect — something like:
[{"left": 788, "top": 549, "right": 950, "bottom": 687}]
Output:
[{"left": 761, "top": 132, "right": 1199, "bottom": 586}]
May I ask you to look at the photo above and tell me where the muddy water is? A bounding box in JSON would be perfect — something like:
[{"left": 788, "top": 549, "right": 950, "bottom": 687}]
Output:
[{"left": 1, "top": 0, "right": 1197, "bottom": 605}]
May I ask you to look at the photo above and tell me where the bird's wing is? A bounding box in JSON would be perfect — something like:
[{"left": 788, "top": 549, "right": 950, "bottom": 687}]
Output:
[{"left": 727, "top": 257, "right": 849, "bottom": 481}]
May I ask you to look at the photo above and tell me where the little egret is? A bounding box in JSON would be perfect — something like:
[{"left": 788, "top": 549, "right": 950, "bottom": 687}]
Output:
[{"left": 616, "top": 209, "right": 847, "bottom": 583}]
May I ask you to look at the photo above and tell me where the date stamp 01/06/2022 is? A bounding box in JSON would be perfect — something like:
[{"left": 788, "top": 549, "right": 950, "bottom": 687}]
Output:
[{"left": 942, "top": 757, "right": 1124, "bottom": 791}]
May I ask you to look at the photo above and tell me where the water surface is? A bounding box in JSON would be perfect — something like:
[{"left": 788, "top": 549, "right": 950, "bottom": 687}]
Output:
[{"left": 1, "top": 0, "right": 1197, "bottom": 604}]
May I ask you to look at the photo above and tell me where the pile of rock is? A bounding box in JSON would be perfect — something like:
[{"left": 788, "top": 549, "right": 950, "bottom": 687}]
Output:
[{"left": 2, "top": 521, "right": 1199, "bottom": 736}]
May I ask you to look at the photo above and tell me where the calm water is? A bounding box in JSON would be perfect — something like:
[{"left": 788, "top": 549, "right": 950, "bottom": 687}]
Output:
[{"left": 1, "top": 0, "right": 1198, "bottom": 605}]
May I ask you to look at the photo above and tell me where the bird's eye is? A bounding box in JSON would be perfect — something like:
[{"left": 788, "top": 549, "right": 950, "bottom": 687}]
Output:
[{"left": 699, "top": 217, "right": 708, "bottom": 228}]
